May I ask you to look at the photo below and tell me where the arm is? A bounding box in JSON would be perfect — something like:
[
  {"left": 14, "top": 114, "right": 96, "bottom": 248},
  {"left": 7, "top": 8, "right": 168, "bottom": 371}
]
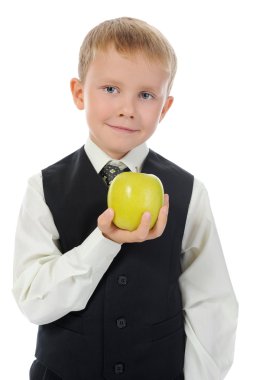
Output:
[
  {"left": 12, "top": 172, "right": 121, "bottom": 325},
  {"left": 180, "top": 179, "right": 238, "bottom": 379}
]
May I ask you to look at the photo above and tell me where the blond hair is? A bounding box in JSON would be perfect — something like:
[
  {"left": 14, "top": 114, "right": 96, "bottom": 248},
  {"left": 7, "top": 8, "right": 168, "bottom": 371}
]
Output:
[{"left": 78, "top": 17, "right": 177, "bottom": 94}]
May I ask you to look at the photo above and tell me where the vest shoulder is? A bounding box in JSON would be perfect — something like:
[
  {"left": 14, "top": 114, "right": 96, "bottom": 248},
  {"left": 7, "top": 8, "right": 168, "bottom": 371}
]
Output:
[
  {"left": 148, "top": 149, "right": 194, "bottom": 179},
  {"left": 42, "top": 146, "right": 84, "bottom": 176}
]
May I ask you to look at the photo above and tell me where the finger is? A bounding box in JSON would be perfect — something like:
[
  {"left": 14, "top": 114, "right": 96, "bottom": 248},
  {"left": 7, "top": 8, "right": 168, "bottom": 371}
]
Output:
[
  {"left": 108, "top": 212, "right": 151, "bottom": 244},
  {"left": 163, "top": 193, "right": 169, "bottom": 207},
  {"left": 148, "top": 195, "right": 169, "bottom": 239},
  {"left": 133, "top": 211, "right": 151, "bottom": 242}
]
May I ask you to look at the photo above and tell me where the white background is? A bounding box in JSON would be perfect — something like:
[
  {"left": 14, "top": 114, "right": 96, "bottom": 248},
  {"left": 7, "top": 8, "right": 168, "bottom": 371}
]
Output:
[{"left": 1, "top": 0, "right": 252, "bottom": 378}]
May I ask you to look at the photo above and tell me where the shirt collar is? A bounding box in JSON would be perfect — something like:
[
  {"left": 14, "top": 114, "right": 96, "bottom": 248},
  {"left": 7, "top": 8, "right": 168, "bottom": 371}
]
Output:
[{"left": 84, "top": 137, "right": 149, "bottom": 173}]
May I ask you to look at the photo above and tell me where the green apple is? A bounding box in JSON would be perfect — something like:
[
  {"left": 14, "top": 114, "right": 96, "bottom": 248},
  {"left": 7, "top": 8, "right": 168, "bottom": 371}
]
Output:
[{"left": 107, "top": 172, "right": 164, "bottom": 231}]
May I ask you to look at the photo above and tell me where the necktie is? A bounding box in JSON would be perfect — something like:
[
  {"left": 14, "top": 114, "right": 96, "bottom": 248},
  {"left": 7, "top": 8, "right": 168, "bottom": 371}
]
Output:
[{"left": 100, "top": 162, "right": 130, "bottom": 187}]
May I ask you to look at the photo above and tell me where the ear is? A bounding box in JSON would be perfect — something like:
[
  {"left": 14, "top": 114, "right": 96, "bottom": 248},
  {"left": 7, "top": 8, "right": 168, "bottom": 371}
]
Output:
[
  {"left": 70, "top": 78, "right": 84, "bottom": 110},
  {"left": 159, "top": 96, "right": 174, "bottom": 122}
]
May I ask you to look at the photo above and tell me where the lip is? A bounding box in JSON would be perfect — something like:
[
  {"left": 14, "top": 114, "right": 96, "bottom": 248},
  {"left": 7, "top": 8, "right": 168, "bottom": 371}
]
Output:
[{"left": 106, "top": 124, "right": 138, "bottom": 133}]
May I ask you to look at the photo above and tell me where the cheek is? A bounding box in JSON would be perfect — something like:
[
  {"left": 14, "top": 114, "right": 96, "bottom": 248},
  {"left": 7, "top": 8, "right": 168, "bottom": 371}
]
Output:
[
  {"left": 86, "top": 97, "right": 106, "bottom": 120},
  {"left": 92, "top": 97, "right": 113, "bottom": 118},
  {"left": 142, "top": 105, "right": 163, "bottom": 127}
]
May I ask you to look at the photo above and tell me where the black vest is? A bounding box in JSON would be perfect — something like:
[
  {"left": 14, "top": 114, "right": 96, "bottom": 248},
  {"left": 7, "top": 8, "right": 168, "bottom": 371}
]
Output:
[{"left": 35, "top": 146, "right": 193, "bottom": 380}]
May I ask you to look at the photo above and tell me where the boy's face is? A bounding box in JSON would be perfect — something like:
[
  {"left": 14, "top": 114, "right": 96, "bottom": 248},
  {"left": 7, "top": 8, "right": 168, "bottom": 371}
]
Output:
[{"left": 71, "top": 47, "right": 173, "bottom": 159}]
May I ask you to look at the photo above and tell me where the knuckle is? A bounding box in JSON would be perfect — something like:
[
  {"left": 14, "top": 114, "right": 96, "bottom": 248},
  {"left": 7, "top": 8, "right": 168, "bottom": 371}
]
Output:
[
  {"left": 149, "top": 227, "right": 163, "bottom": 240},
  {"left": 132, "top": 233, "right": 142, "bottom": 243},
  {"left": 97, "top": 215, "right": 102, "bottom": 225},
  {"left": 137, "top": 232, "right": 147, "bottom": 242},
  {"left": 97, "top": 216, "right": 106, "bottom": 229}
]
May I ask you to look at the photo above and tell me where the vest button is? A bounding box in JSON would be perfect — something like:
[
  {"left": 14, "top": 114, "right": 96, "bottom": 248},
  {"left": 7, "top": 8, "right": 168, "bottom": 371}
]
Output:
[
  {"left": 114, "top": 362, "right": 125, "bottom": 374},
  {"left": 116, "top": 318, "right": 127, "bottom": 329},
  {"left": 118, "top": 275, "right": 127, "bottom": 285}
]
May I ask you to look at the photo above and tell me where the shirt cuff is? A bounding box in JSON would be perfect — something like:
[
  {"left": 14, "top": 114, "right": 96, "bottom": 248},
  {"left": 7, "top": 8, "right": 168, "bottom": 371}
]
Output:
[{"left": 63, "top": 227, "right": 121, "bottom": 274}]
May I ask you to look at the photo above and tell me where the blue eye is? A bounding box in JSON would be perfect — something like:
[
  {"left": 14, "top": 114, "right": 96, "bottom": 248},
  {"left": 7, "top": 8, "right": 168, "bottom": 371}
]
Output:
[
  {"left": 140, "top": 92, "right": 154, "bottom": 100},
  {"left": 104, "top": 86, "right": 118, "bottom": 94}
]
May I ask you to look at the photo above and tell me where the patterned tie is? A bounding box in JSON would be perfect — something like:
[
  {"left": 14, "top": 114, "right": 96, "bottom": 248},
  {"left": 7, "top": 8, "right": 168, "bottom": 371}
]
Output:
[{"left": 100, "top": 162, "right": 130, "bottom": 187}]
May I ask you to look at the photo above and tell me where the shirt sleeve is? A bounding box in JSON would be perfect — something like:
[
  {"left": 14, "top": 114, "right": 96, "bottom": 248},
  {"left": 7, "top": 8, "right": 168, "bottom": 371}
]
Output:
[
  {"left": 12, "top": 172, "right": 121, "bottom": 325},
  {"left": 180, "top": 178, "right": 238, "bottom": 380}
]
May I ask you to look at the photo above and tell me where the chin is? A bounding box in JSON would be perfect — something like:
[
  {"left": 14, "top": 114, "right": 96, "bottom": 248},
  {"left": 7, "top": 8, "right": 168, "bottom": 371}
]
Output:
[{"left": 107, "top": 145, "right": 132, "bottom": 159}]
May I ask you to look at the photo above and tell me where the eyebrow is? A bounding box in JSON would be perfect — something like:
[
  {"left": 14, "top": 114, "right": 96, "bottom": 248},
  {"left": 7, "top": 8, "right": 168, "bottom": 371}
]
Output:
[{"left": 97, "top": 78, "right": 125, "bottom": 86}]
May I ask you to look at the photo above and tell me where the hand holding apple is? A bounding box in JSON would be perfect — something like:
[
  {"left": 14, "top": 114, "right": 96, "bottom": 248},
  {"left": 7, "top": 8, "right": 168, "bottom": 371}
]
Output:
[
  {"left": 108, "top": 172, "right": 164, "bottom": 231},
  {"left": 97, "top": 172, "right": 169, "bottom": 244}
]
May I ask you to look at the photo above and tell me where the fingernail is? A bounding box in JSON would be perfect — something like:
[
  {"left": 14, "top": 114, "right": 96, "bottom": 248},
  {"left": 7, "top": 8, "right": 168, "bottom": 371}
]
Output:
[{"left": 144, "top": 211, "right": 151, "bottom": 219}]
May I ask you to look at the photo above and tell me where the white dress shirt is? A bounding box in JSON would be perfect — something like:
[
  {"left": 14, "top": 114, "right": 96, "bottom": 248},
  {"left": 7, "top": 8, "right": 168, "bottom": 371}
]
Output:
[{"left": 12, "top": 138, "right": 238, "bottom": 380}]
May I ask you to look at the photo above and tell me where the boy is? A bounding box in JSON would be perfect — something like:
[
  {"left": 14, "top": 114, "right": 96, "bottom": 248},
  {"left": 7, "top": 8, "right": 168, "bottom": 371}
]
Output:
[{"left": 13, "top": 17, "right": 238, "bottom": 380}]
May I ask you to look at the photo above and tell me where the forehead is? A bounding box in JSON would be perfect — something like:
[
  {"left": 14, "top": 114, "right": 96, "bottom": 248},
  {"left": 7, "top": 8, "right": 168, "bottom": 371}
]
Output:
[{"left": 86, "top": 46, "right": 169, "bottom": 88}]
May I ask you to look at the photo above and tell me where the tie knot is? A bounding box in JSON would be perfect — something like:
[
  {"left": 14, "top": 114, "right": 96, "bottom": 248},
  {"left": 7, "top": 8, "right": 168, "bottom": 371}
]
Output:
[{"left": 100, "top": 161, "right": 129, "bottom": 187}]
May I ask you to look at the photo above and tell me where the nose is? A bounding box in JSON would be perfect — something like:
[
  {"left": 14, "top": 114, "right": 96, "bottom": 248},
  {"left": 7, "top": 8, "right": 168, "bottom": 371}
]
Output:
[{"left": 118, "top": 96, "right": 135, "bottom": 119}]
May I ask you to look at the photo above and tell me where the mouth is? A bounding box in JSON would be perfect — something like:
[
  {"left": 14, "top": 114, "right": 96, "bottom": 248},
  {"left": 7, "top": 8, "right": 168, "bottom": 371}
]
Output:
[{"left": 106, "top": 124, "right": 138, "bottom": 133}]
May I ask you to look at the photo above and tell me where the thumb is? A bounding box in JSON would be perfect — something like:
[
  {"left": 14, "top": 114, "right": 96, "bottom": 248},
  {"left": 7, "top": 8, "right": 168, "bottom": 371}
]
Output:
[{"left": 97, "top": 208, "right": 114, "bottom": 233}]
